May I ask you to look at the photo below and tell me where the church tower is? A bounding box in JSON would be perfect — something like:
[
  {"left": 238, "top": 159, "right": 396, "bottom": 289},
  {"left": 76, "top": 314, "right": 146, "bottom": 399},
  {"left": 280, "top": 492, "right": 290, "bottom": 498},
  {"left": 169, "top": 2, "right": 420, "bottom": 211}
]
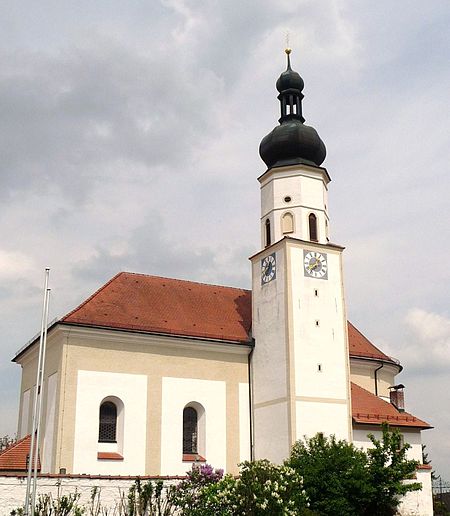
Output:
[{"left": 251, "top": 50, "right": 352, "bottom": 463}]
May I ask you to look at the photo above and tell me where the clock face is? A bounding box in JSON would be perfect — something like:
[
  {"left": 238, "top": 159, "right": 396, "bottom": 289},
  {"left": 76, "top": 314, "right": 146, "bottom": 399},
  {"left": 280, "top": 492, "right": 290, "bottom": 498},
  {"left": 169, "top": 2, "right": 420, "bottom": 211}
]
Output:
[
  {"left": 261, "top": 253, "right": 276, "bottom": 285},
  {"left": 303, "top": 250, "right": 328, "bottom": 279}
]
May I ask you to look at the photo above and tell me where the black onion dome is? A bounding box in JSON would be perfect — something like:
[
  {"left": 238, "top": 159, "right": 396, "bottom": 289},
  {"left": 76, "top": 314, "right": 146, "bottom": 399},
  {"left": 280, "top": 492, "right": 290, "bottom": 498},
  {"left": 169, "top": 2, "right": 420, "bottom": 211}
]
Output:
[
  {"left": 259, "top": 49, "right": 326, "bottom": 169},
  {"left": 276, "top": 54, "right": 304, "bottom": 93}
]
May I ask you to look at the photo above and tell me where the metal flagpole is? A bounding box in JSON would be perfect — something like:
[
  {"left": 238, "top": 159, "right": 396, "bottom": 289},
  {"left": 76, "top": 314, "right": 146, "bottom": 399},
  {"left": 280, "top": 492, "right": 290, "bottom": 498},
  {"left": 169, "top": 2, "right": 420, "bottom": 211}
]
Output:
[
  {"left": 24, "top": 268, "right": 50, "bottom": 516},
  {"left": 31, "top": 286, "right": 51, "bottom": 516}
]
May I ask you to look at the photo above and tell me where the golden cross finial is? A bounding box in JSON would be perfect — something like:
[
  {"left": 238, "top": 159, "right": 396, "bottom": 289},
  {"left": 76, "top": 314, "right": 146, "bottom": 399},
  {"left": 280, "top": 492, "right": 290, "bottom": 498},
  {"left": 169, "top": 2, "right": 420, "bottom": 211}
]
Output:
[{"left": 285, "top": 31, "right": 292, "bottom": 55}]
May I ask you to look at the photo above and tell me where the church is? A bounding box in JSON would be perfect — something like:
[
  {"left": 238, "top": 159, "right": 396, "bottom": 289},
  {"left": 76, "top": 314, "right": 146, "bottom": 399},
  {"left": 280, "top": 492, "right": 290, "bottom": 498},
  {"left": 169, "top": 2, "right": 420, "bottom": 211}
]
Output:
[{"left": 7, "top": 49, "right": 433, "bottom": 513}]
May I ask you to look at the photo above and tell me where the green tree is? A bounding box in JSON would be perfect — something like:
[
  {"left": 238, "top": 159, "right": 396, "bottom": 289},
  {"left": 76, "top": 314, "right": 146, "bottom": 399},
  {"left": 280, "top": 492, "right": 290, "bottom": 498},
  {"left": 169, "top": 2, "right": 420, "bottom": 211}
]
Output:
[
  {"left": 364, "top": 424, "right": 420, "bottom": 515},
  {"left": 287, "top": 433, "right": 371, "bottom": 515},
  {"left": 287, "top": 425, "right": 421, "bottom": 516}
]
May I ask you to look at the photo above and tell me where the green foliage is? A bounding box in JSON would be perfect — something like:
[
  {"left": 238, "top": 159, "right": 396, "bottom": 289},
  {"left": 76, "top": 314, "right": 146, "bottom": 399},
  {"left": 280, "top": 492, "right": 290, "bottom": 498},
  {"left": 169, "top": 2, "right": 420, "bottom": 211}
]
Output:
[
  {"left": 9, "top": 427, "right": 424, "bottom": 515},
  {"left": 364, "top": 423, "right": 420, "bottom": 515},
  {"left": 288, "top": 432, "right": 371, "bottom": 515},
  {"left": 287, "top": 424, "right": 421, "bottom": 516},
  {"left": 10, "top": 492, "right": 85, "bottom": 516},
  {"left": 126, "top": 479, "right": 176, "bottom": 516},
  {"left": 178, "top": 460, "right": 310, "bottom": 515}
]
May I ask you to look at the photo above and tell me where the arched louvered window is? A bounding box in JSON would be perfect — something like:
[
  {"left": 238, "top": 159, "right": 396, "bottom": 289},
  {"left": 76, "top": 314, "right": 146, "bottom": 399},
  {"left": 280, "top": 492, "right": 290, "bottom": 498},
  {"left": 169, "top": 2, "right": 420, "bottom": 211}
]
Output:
[
  {"left": 265, "top": 219, "right": 271, "bottom": 247},
  {"left": 98, "top": 401, "right": 117, "bottom": 442},
  {"left": 309, "top": 213, "right": 318, "bottom": 242},
  {"left": 282, "top": 212, "right": 294, "bottom": 234},
  {"left": 183, "top": 406, "right": 198, "bottom": 454}
]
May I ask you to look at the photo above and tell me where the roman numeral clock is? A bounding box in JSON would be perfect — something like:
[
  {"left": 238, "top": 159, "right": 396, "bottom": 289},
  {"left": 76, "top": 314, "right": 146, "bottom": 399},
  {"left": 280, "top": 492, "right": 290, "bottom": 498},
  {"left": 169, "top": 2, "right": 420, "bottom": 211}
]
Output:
[
  {"left": 261, "top": 253, "right": 276, "bottom": 284},
  {"left": 303, "top": 250, "right": 328, "bottom": 279}
]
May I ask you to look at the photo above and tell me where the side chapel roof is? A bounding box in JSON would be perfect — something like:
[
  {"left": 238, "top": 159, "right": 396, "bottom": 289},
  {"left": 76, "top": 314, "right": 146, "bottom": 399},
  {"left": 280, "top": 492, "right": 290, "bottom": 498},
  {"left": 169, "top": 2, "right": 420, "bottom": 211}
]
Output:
[
  {"left": 0, "top": 435, "right": 40, "bottom": 472},
  {"left": 351, "top": 383, "right": 431, "bottom": 429}
]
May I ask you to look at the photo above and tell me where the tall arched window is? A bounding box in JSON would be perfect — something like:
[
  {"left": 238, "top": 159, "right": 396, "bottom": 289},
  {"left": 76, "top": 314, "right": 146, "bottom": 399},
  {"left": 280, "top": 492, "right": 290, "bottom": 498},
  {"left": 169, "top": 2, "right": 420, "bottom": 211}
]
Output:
[
  {"left": 309, "top": 213, "right": 318, "bottom": 242},
  {"left": 281, "top": 212, "right": 294, "bottom": 234},
  {"left": 98, "top": 401, "right": 117, "bottom": 442},
  {"left": 265, "top": 219, "right": 271, "bottom": 247},
  {"left": 183, "top": 406, "right": 198, "bottom": 454}
]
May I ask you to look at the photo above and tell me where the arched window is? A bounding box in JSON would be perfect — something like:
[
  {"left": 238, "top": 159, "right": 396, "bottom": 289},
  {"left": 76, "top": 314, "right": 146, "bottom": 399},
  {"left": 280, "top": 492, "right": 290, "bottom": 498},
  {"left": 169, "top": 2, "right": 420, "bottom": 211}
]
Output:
[
  {"left": 308, "top": 213, "right": 318, "bottom": 242},
  {"left": 265, "top": 219, "right": 271, "bottom": 247},
  {"left": 98, "top": 401, "right": 117, "bottom": 443},
  {"left": 183, "top": 406, "right": 198, "bottom": 454},
  {"left": 281, "top": 212, "right": 294, "bottom": 234}
]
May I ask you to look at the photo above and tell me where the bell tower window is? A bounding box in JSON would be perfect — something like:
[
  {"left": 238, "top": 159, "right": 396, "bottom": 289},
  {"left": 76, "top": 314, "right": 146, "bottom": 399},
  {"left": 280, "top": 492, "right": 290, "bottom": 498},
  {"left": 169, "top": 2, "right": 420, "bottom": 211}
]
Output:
[
  {"left": 265, "top": 219, "right": 271, "bottom": 247},
  {"left": 281, "top": 212, "right": 294, "bottom": 234},
  {"left": 309, "top": 213, "right": 318, "bottom": 242}
]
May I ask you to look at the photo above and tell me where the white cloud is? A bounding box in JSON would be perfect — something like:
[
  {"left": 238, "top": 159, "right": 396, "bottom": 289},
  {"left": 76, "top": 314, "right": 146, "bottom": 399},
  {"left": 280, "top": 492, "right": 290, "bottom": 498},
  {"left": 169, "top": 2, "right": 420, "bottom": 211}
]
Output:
[{"left": 400, "top": 308, "right": 450, "bottom": 371}]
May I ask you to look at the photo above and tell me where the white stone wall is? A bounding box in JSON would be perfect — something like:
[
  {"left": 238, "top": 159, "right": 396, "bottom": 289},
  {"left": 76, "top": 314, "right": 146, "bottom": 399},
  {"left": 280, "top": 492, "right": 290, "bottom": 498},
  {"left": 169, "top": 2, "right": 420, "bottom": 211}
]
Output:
[
  {"left": 0, "top": 475, "right": 180, "bottom": 515},
  {"left": 397, "top": 469, "right": 433, "bottom": 516},
  {"left": 353, "top": 427, "right": 433, "bottom": 515},
  {"left": 0, "top": 470, "right": 432, "bottom": 515}
]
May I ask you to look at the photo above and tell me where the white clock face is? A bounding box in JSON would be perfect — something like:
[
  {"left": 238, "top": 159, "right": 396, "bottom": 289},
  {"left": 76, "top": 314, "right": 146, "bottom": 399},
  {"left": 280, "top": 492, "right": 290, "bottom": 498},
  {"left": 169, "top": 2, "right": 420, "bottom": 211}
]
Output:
[
  {"left": 261, "top": 253, "right": 276, "bottom": 284},
  {"left": 303, "top": 250, "right": 328, "bottom": 279}
]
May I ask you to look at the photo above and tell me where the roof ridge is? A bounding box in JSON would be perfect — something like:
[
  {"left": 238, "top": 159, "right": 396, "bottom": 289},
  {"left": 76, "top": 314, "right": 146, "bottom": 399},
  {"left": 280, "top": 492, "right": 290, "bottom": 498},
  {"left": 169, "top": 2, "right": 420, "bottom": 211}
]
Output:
[
  {"left": 117, "top": 271, "right": 251, "bottom": 293},
  {"left": 62, "top": 272, "right": 124, "bottom": 321}
]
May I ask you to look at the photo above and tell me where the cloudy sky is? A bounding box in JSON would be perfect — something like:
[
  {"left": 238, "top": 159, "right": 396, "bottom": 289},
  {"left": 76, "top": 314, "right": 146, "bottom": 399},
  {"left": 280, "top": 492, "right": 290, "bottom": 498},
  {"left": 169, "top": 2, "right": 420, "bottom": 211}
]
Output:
[{"left": 1, "top": 0, "right": 449, "bottom": 476}]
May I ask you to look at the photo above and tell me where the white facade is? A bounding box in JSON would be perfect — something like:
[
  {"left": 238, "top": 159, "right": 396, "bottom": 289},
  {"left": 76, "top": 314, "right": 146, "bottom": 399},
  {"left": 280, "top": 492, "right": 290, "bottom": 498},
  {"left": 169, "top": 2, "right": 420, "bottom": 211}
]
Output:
[
  {"left": 252, "top": 162, "right": 352, "bottom": 463},
  {"left": 259, "top": 164, "right": 330, "bottom": 246},
  {"left": 73, "top": 370, "right": 148, "bottom": 475},
  {"left": 160, "top": 377, "right": 227, "bottom": 475}
]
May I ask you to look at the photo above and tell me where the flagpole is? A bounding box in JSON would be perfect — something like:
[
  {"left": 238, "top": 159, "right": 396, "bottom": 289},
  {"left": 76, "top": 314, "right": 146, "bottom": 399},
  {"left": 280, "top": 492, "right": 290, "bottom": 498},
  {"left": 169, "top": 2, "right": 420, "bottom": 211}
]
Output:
[
  {"left": 31, "top": 286, "right": 51, "bottom": 515},
  {"left": 24, "top": 268, "right": 50, "bottom": 516}
]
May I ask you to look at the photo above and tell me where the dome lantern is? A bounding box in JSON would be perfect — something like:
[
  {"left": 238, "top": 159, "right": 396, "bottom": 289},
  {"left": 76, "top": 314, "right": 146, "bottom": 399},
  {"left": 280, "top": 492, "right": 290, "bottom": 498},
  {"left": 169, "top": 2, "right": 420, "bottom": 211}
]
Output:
[{"left": 259, "top": 49, "right": 326, "bottom": 169}]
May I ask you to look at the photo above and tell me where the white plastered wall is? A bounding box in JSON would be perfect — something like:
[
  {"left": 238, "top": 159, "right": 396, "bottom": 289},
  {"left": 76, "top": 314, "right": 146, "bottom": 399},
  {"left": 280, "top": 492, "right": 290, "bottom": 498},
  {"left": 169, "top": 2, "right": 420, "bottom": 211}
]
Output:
[
  {"left": 251, "top": 244, "right": 292, "bottom": 463},
  {"left": 41, "top": 373, "right": 58, "bottom": 472},
  {"left": 19, "top": 388, "right": 31, "bottom": 438},
  {"left": 238, "top": 383, "right": 250, "bottom": 462},
  {"left": 353, "top": 426, "right": 423, "bottom": 462},
  {"left": 259, "top": 165, "right": 330, "bottom": 246},
  {"left": 353, "top": 426, "right": 432, "bottom": 515},
  {"left": 73, "top": 370, "right": 147, "bottom": 475},
  {"left": 160, "top": 377, "right": 226, "bottom": 475},
  {"left": 289, "top": 244, "right": 351, "bottom": 441}
]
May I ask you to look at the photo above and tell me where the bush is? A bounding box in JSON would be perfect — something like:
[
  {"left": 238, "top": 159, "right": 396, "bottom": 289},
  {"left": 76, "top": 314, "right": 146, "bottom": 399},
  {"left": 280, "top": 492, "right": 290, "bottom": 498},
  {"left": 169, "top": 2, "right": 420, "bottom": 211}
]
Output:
[
  {"left": 287, "top": 425, "right": 421, "bottom": 516},
  {"left": 179, "top": 460, "right": 310, "bottom": 515}
]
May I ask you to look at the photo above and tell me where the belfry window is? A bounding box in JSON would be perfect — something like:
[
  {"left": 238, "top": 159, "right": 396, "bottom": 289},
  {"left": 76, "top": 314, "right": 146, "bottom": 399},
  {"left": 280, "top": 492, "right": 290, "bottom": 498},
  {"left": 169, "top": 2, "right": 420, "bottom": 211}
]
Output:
[
  {"left": 309, "top": 213, "right": 318, "bottom": 242},
  {"left": 183, "top": 406, "right": 198, "bottom": 454},
  {"left": 98, "top": 401, "right": 117, "bottom": 442},
  {"left": 282, "top": 212, "right": 294, "bottom": 234},
  {"left": 265, "top": 219, "right": 271, "bottom": 247}
]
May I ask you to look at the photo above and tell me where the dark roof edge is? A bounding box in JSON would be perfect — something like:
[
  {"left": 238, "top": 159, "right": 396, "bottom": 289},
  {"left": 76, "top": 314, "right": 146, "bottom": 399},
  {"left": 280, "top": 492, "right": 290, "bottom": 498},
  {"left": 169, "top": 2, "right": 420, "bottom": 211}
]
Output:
[{"left": 349, "top": 354, "right": 403, "bottom": 373}]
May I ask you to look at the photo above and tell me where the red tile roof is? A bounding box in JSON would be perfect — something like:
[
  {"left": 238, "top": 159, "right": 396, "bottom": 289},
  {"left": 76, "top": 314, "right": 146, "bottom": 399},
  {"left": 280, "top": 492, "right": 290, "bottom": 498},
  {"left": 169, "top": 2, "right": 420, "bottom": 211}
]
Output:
[
  {"left": 19, "top": 272, "right": 398, "bottom": 365},
  {"left": 348, "top": 322, "right": 396, "bottom": 363},
  {"left": 0, "top": 435, "right": 40, "bottom": 471},
  {"left": 351, "top": 382, "right": 431, "bottom": 429},
  {"left": 63, "top": 272, "right": 252, "bottom": 344}
]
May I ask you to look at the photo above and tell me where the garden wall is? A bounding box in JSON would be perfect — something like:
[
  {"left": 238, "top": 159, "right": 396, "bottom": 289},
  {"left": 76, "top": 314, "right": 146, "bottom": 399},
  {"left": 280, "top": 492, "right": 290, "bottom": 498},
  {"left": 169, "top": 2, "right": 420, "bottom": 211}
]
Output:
[{"left": 0, "top": 473, "right": 181, "bottom": 514}]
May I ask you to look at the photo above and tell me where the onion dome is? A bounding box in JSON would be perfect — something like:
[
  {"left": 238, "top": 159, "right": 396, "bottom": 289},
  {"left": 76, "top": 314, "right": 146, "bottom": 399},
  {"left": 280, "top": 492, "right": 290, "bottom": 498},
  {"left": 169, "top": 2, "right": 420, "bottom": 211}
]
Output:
[{"left": 259, "top": 49, "right": 326, "bottom": 169}]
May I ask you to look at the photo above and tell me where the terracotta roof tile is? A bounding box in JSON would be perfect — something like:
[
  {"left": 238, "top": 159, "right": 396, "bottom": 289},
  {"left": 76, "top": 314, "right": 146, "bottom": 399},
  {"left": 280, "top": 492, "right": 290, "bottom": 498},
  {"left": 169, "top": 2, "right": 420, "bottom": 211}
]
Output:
[
  {"left": 19, "top": 273, "right": 399, "bottom": 365},
  {"left": 347, "top": 322, "right": 396, "bottom": 363},
  {"left": 0, "top": 435, "right": 40, "bottom": 471},
  {"left": 351, "top": 382, "right": 431, "bottom": 429},
  {"left": 63, "top": 272, "right": 253, "bottom": 344}
]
